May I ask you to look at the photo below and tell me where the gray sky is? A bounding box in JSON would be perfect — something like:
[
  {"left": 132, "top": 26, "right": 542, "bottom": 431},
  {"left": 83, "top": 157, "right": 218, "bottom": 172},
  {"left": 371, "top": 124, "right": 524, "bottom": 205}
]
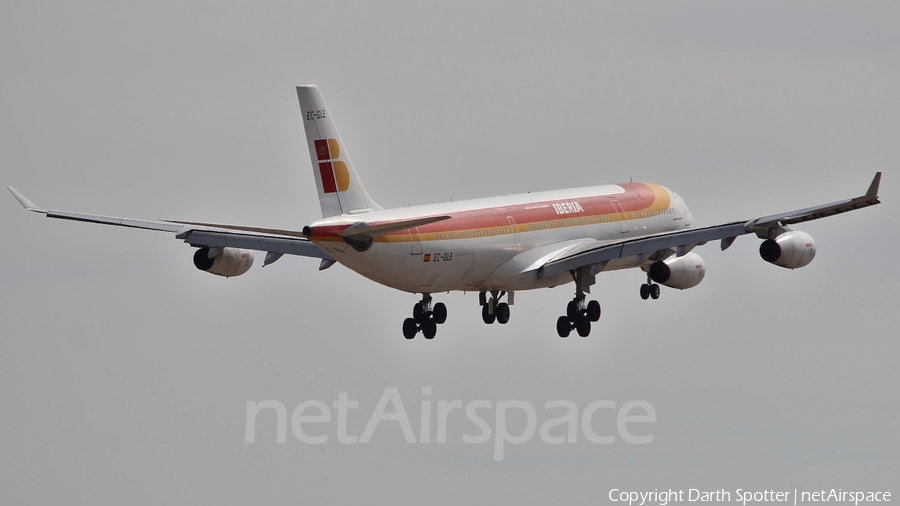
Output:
[{"left": 2, "top": 1, "right": 898, "bottom": 504}]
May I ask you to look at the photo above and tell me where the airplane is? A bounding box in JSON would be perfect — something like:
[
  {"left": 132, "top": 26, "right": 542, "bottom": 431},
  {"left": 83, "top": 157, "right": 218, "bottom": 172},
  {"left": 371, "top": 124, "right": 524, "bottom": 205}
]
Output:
[{"left": 7, "top": 85, "right": 882, "bottom": 340}]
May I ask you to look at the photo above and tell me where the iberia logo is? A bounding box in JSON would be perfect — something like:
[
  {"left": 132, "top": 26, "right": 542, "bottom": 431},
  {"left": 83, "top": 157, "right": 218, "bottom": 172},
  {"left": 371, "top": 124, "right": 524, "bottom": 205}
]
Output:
[{"left": 314, "top": 138, "right": 350, "bottom": 193}]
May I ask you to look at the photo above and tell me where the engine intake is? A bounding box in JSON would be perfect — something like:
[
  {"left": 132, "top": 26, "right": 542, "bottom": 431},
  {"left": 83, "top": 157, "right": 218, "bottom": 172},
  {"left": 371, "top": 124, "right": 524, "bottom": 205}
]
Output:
[
  {"left": 759, "top": 230, "right": 816, "bottom": 269},
  {"left": 193, "top": 247, "right": 254, "bottom": 277},
  {"left": 648, "top": 252, "right": 706, "bottom": 290}
]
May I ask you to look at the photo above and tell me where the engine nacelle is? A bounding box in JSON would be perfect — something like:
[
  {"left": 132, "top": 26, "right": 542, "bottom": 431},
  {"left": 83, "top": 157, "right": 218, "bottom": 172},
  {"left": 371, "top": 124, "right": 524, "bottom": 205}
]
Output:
[
  {"left": 193, "top": 247, "right": 254, "bottom": 277},
  {"left": 759, "top": 230, "right": 816, "bottom": 269},
  {"left": 648, "top": 252, "right": 706, "bottom": 290}
]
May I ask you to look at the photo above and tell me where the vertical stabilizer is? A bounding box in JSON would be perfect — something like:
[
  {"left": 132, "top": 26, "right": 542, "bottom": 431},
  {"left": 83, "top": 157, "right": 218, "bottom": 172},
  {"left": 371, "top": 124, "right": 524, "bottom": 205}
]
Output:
[{"left": 296, "top": 85, "right": 381, "bottom": 217}]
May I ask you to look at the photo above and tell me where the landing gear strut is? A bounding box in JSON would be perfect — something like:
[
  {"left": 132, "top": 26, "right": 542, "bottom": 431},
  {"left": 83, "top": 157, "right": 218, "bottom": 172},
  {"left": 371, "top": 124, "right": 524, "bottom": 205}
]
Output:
[
  {"left": 480, "top": 290, "right": 511, "bottom": 325},
  {"left": 640, "top": 273, "right": 661, "bottom": 300},
  {"left": 557, "top": 270, "right": 601, "bottom": 338},
  {"left": 403, "top": 294, "right": 447, "bottom": 339}
]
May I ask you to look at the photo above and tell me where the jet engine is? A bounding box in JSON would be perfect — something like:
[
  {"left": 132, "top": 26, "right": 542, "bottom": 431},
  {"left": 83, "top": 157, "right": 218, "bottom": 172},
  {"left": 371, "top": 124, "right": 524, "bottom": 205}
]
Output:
[
  {"left": 192, "top": 247, "right": 254, "bottom": 277},
  {"left": 648, "top": 252, "right": 706, "bottom": 289},
  {"left": 759, "top": 230, "right": 816, "bottom": 269}
]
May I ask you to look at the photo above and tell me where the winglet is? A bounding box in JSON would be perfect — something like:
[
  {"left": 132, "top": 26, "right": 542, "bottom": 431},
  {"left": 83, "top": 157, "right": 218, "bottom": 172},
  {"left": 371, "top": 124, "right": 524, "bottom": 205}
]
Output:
[
  {"left": 7, "top": 186, "right": 45, "bottom": 212},
  {"left": 866, "top": 172, "right": 882, "bottom": 201}
]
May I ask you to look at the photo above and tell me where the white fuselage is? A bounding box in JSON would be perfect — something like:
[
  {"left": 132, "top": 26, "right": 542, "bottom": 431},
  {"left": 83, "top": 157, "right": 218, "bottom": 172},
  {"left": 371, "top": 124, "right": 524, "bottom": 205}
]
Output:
[{"left": 306, "top": 182, "right": 693, "bottom": 294}]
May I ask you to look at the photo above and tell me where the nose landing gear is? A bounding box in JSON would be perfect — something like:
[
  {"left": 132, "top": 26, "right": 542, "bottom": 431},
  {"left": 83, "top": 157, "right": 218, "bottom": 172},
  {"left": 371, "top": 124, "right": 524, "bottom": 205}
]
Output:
[{"left": 403, "top": 294, "right": 447, "bottom": 339}]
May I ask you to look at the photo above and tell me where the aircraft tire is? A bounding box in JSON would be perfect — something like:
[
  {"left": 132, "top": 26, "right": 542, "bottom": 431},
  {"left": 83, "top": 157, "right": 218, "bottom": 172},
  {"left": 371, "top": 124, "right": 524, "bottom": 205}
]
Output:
[
  {"left": 496, "top": 303, "right": 510, "bottom": 324},
  {"left": 403, "top": 318, "right": 418, "bottom": 339},
  {"left": 587, "top": 300, "right": 601, "bottom": 322},
  {"left": 640, "top": 284, "right": 650, "bottom": 300},
  {"left": 650, "top": 284, "right": 660, "bottom": 299},
  {"left": 482, "top": 304, "right": 496, "bottom": 324},
  {"left": 556, "top": 316, "right": 570, "bottom": 338},
  {"left": 413, "top": 302, "right": 427, "bottom": 324},
  {"left": 576, "top": 317, "right": 591, "bottom": 337},
  {"left": 433, "top": 302, "right": 447, "bottom": 324},
  {"left": 566, "top": 300, "right": 580, "bottom": 321},
  {"left": 422, "top": 319, "right": 437, "bottom": 339}
]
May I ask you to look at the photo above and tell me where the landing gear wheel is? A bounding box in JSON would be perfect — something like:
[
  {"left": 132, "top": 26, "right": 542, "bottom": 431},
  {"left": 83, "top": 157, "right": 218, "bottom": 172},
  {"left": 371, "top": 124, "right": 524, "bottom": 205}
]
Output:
[
  {"left": 575, "top": 317, "right": 591, "bottom": 337},
  {"left": 640, "top": 284, "right": 650, "bottom": 300},
  {"left": 481, "top": 303, "right": 496, "bottom": 324},
  {"left": 421, "top": 319, "right": 437, "bottom": 339},
  {"left": 556, "top": 316, "right": 571, "bottom": 338},
  {"left": 496, "top": 302, "right": 510, "bottom": 324},
  {"left": 586, "top": 300, "right": 601, "bottom": 322},
  {"left": 566, "top": 300, "right": 581, "bottom": 320},
  {"left": 402, "top": 318, "right": 418, "bottom": 339},
  {"left": 433, "top": 302, "right": 447, "bottom": 324},
  {"left": 650, "top": 283, "right": 660, "bottom": 300},
  {"left": 413, "top": 302, "right": 427, "bottom": 323}
]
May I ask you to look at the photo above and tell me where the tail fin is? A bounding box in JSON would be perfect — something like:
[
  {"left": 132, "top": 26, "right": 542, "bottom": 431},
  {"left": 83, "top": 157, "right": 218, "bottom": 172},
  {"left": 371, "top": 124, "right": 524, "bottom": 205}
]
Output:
[{"left": 296, "top": 85, "right": 381, "bottom": 217}]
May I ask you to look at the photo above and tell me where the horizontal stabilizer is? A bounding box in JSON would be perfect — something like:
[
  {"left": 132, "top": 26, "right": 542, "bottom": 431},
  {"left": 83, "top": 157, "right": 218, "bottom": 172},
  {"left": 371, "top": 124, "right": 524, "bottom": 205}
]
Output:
[{"left": 334, "top": 215, "right": 451, "bottom": 238}]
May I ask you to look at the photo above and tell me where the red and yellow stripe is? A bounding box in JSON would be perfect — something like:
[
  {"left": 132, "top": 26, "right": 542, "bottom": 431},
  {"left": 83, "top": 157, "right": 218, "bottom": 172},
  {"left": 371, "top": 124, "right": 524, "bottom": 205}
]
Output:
[{"left": 306, "top": 182, "right": 670, "bottom": 244}]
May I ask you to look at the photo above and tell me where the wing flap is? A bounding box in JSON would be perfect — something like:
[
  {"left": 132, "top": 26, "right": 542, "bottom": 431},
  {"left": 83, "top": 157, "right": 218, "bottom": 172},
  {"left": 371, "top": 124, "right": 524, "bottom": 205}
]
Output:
[{"left": 538, "top": 222, "right": 748, "bottom": 279}]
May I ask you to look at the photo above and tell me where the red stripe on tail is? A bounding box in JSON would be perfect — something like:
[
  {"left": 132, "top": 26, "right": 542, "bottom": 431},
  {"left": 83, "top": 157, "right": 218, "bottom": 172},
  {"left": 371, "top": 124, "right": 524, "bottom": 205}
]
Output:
[{"left": 319, "top": 162, "right": 337, "bottom": 193}]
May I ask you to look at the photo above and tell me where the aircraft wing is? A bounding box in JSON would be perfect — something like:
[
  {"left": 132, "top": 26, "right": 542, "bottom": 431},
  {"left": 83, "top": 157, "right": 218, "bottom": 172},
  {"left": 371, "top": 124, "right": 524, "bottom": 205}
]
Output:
[
  {"left": 537, "top": 172, "right": 881, "bottom": 279},
  {"left": 6, "top": 186, "right": 332, "bottom": 261}
]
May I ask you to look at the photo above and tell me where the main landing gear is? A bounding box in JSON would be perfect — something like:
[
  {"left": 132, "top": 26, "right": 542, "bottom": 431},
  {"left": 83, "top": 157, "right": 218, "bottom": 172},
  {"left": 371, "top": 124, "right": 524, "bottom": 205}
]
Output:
[
  {"left": 556, "top": 267, "right": 601, "bottom": 338},
  {"left": 403, "top": 294, "right": 447, "bottom": 340},
  {"left": 480, "top": 290, "right": 511, "bottom": 325},
  {"left": 556, "top": 294, "right": 601, "bottom": 338},
  {"left": 556, "top": 271, "right": 600, "bottom": 337},
  {"left": 640, "top": 272, "right": 661, "bottom": 300}
]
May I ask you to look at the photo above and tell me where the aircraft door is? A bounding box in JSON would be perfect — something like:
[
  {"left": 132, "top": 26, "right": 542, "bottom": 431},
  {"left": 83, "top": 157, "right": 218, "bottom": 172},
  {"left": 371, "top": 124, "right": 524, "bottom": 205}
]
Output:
[
  {"left": 507, "top": 216, "right": 519, "bottom": 246},
  {"left": 409, "top": 227, "right": 423, "bottom": 255},
  {"left": 610, "top": 200, "right": 629, "bottom": 233}
]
